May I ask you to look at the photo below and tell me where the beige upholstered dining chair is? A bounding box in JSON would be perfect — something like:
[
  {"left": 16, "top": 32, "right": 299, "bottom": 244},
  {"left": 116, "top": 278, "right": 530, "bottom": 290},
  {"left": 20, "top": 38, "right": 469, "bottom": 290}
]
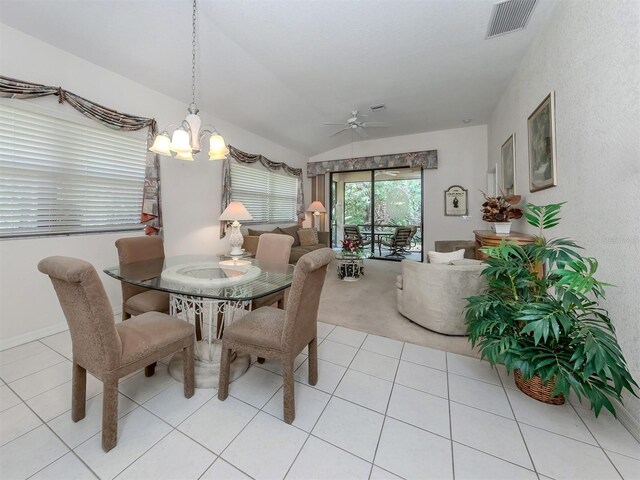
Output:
[
  {"left": 116, "top": 236, "right": 171, "bottom": 376},
  {"left": 38, "top": 256, "right": 195, "bottom": 452},
  {"left": 252, "top": 233, "right": 295, "bottom": 310},
  {"left": 115, "top": 236, "right": 170, "bottom": 320},
  {"left": 218, "top": 248, "right": 334, "bottom": 423}
]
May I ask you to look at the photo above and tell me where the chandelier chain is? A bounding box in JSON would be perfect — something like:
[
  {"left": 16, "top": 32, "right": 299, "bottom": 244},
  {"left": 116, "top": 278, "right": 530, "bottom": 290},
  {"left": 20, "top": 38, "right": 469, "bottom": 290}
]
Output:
[{"left": 191, "top": 0, "right": 197, "bottom": 106}]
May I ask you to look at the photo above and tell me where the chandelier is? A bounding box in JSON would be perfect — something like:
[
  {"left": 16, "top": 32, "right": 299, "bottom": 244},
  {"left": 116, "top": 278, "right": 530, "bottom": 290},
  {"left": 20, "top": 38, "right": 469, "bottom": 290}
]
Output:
[{"left": 149, "top": 0, "right": 229, "bottom": 161}]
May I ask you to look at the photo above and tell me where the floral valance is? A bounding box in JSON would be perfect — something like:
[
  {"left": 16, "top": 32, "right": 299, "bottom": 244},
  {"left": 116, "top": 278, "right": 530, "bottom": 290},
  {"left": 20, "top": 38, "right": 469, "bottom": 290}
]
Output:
[
  {"left": 0, "top": 75, "right": 162, "bottom": 235},
  {"left": 307, "top": 149, "right": 438, "bottom": 177},
  {"left": 220, "top": 145, "right": 305, "bottom": 238}
]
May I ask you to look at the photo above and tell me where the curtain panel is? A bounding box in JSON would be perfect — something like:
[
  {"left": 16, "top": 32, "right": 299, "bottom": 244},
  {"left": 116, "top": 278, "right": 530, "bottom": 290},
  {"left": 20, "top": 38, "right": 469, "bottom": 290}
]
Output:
[
  {"left": 220, "top": 145, "right": 305, "bottom": 238},
  {"left": 307, "top": 149, "right": 438, "bottom": 177},
  {"left": 0, "top": 75, "right": 162, "bottom": 235}
]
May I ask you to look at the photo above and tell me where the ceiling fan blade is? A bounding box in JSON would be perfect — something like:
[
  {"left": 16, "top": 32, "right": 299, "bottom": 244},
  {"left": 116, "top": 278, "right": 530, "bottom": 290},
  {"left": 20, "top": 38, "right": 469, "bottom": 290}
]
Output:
[
  {"left": 330, "top": 127, "right": 350, "bottom": 137},
  {"left": 360, "top": 122, "right": 390, "bottom": 128},
  {"left": 323, "top": 122, "right": 347, "bottom": 126},
  {"left": 355, "top": 127, "right": 369, "bottom": 138}
]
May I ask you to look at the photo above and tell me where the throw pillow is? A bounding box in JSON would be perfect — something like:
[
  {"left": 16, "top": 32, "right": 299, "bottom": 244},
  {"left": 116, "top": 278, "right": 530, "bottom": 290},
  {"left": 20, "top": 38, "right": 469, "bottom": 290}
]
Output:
[
  {"left": 247, "top": 227, "right": 279, "bottom": 237},
  {"left": 427, "top": 249, "right": 465, "bottom": 264},
  {"left": 298, "top": 228, "right": 319, "bottom": 247},
  {"left": 277, "top": 225, "right": 301, "bottom": 247},
  {"left": 449, "top": 259, "right": 484, "bottom": 266}
]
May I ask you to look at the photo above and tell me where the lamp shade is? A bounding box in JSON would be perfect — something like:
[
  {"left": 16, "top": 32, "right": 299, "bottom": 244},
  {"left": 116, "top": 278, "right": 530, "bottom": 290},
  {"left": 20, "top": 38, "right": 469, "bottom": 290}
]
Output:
[
  {"left": 169, "top": 128, "right": 191, "bottom": 153},
  {"left": 219, "top": 201, "right": 253, "bottom": 221},
  {"left": 307, "top": 201, "right": 326, "bottom": 213},
  {"left": 174, "top": 151, "right": 194, "bottom": 161},
  {"left": 149, "top": 132, "right": 172, "bottom": 156},
  {"left": 209, "top": 133, "right": 229, "bottom": 160}
]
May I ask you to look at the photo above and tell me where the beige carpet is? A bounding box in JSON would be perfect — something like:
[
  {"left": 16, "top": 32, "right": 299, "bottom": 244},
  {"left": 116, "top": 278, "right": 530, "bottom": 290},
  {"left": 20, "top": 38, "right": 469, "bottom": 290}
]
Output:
[{"left": 317, "top": 259, "right": 480, "bottom": 359}]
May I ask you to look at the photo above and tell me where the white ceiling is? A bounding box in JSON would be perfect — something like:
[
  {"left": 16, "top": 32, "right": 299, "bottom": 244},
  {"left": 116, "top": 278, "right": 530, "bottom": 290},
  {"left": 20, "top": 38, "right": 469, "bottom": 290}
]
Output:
[{"left": 0, "top": 0, "right": 557, "bottom": 156}]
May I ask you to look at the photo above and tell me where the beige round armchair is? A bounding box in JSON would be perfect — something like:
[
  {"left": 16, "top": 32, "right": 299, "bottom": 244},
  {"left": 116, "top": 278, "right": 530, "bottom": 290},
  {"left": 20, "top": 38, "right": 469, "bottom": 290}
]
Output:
[{"left": 396, "top": 260, "right": 487, "bottom": 335}]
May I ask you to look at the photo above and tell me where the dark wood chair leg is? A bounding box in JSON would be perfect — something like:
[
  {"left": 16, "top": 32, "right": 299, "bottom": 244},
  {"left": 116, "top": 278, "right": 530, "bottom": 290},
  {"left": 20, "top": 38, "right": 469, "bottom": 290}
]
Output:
[
  {"left": 183, "top": 344, "right": 195, "bottom": 398},
  {"left": 144, "top": 362, "right": 157, "bottom": 377},
  {"left": 308, "top": 338, "right": 318, "bottom": 386},
  {"left": 283, "top": 360, "right": 295, "bottom": 424},
  {"left": 218, "top": 347, "right": 232, "bottom": 400},
  {"left": 101, "top": 381, "right": 118, "bottom": 452},
  {"left": 195, "top": 310, "right": 203, "bottom": 341},
  {"left": 71, "top": 362, "right": 86, "bottom": 422}
]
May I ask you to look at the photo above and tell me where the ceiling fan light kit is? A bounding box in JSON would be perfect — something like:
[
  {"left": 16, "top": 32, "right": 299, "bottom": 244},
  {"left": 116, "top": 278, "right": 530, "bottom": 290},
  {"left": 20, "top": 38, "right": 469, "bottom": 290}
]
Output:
[{"left": 149, "top": 0, "right": 229, "bottom": 162}]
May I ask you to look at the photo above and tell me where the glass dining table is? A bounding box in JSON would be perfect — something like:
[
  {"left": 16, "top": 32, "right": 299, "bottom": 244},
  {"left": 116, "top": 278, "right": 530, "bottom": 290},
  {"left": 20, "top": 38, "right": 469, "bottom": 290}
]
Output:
[{"left": 104, "top": 255, "right": 294, "bottom": 388}]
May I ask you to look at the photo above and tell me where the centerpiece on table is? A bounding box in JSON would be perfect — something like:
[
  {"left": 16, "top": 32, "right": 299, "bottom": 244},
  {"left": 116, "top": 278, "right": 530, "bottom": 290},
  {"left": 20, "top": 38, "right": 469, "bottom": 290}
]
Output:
[
  {"left": 480, "top": 191, "right": 523, "bottom": 235},
  {"left": 338, "top": 238, "right": 365, "bottom": 280},
  {"left": 465, "top": 202, "right": 637, "bottom": 416}
]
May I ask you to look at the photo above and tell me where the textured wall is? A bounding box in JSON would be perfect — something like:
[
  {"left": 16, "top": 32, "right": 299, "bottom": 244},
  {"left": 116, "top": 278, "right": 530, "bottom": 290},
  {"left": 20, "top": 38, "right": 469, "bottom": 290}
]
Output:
[
  {"left": 487, "top": 1, "right": 640, "bottom": 421},
  {"left": 310, "top": 125, "right": 489, "bottom": 253},
  {"left": 0, "top": 25, "right": 309, "bottom": 347}
]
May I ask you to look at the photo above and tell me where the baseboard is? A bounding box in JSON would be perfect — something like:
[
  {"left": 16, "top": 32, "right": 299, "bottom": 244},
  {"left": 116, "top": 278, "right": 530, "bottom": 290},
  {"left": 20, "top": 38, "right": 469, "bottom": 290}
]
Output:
[
  {"left": 0, "top": 321, "right": 69, "bottom": 351},
  {"left": 614, "top": 399, "right": 640, "bottom": 443}
]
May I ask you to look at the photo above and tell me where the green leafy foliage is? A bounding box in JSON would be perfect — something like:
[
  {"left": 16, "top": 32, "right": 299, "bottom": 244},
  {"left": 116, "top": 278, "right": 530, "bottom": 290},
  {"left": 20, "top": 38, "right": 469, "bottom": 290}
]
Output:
[{"left": 465, "top": 203, "right": 637, "bottom": 417}]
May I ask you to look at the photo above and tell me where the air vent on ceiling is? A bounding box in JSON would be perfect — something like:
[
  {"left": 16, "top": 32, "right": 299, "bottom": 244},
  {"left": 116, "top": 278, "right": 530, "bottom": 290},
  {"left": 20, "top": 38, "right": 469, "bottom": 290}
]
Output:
[
  {"left": 370, "top": 103, "right": 386, "bottom": 112},
  {"left": 486, "top": 0, "right": 537, "bottom": 39}
]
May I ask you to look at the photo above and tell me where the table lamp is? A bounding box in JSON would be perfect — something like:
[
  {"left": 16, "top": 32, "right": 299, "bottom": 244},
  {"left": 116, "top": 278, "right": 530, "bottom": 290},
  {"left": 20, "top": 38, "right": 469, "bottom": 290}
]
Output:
[
  {"left": 219, "top": 202, "right": 253, "bottom": 256},
  {"left": 307, "top": 201, "right": 326, "bottom": 230}
]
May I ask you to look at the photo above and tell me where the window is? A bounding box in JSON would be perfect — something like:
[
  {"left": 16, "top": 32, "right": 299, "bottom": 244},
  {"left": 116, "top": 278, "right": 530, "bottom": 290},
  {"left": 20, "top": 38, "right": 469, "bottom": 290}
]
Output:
[
  {"left": 0, "top": 100, "right": 147, "bottom": 238},
  {"left": 230, "top": 161, "right": 298, "bottom": 223}
]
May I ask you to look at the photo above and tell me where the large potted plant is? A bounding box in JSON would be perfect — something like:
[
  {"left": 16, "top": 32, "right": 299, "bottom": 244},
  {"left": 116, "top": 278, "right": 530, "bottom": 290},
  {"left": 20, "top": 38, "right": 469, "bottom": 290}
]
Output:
[{"left": 465, "top": 203, "right": 637, "bottom": 416}]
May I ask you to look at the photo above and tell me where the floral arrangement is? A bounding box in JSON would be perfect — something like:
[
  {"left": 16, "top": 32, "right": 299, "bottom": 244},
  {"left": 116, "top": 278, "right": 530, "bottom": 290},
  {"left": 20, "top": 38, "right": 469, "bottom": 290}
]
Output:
[
  {"left": 342, "top": 238, "right": 363, "bottom": 254},
  {"left": 481, "top": 191, "right": 523, "bottom": 223}
]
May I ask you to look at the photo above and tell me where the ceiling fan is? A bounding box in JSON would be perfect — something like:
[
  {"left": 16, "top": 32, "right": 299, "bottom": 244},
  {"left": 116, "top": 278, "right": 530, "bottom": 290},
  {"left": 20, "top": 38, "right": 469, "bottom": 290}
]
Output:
[
  {"left": 324, "top": 110, "right": 390, "bottom": 138},
  {"left": 375, "top": 170, "right": 399, "bottom": 177}
]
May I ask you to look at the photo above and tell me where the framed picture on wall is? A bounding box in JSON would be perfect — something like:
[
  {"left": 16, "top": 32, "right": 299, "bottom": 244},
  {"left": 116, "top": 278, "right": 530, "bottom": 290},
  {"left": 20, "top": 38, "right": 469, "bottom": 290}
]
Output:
[
  {"left": 500, "top": 134, "right": 516, "bottom": 195},
  {"left": 444, "top": 185, "right": 468, "bottom": 216},
  {"left": 528, "top": 91, "right": 557, "bottom": 192}
]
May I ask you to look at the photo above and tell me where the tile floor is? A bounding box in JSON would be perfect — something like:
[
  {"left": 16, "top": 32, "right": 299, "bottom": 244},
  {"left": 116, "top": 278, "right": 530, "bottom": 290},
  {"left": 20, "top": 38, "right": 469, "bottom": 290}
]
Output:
[{"left": 0, "top": 321, "right": 638, "bottom": 480}]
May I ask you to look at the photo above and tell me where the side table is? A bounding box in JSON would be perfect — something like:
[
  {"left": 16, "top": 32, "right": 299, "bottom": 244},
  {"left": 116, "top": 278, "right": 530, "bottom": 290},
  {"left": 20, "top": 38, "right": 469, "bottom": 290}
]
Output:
[{"left": 334, "top": 250, "right": 369, "bottom": 281}]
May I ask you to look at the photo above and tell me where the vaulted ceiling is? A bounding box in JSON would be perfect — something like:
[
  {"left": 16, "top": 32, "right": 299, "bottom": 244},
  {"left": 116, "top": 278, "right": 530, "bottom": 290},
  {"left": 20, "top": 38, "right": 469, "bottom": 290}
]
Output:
[{"left": 0, "top": 0, "right": 557, "bottom": 156}]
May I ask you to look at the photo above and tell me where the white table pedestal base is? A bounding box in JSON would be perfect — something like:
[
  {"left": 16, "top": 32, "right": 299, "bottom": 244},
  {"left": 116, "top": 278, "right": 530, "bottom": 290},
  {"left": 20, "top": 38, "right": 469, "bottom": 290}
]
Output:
[
  {"left": 169, "top": 340, "right": 250, "bottom": 389},
  {"left": 167, "top": 293, "right": 252, "bottom": 389}
]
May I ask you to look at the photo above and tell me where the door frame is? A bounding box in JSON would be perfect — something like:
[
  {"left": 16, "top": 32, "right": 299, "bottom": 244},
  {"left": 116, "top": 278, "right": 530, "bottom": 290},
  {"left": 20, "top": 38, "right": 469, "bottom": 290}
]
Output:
[{"left": 328, "top": 166, "right": 424, "bottom": 262}]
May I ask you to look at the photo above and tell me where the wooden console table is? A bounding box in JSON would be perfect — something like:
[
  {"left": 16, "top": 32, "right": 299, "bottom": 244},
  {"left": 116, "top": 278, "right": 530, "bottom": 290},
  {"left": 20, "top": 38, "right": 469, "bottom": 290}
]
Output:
[{"left": 474, "top": 230, "right": 535, "bottom": 260}]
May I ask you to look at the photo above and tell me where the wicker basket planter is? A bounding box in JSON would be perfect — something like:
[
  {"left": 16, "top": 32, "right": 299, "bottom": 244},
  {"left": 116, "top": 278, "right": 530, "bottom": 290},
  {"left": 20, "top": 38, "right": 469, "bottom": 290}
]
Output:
[{"left": 514, "top": 369, "right": 565, "bottom": 405}]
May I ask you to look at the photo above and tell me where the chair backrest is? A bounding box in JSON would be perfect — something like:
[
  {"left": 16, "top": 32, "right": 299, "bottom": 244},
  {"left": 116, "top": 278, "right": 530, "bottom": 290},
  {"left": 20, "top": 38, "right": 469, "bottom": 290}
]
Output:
[
  {"left": 281, "top": 248, "right": 334, "bottom": 353},
  {"left": 115, "top": 236, "right": 165, "bottom": 302},
  {"left": 38, "top": 256, "right": 122, "bottom": 372},
  {"left": 256, "top": 233, "right": 294, "bottom": 269},
  {"left": 392, "top": 226, "right": 414, "bottom": 247},
  {"left": 344, "top": 225, "right": 362, "bottom": 242}
]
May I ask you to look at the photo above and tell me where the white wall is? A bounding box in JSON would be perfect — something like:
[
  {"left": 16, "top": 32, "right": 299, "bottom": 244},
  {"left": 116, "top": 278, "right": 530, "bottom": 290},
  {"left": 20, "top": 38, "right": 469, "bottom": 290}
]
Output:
[
  {"left": 0, "top": 25, "right": 309, "bottom": 348},
  {"left": 309, "top": 125, "right": 489, "bottom": 252},
  {"left": 487, "top": 1, "right": 640, "bottom": 423}
]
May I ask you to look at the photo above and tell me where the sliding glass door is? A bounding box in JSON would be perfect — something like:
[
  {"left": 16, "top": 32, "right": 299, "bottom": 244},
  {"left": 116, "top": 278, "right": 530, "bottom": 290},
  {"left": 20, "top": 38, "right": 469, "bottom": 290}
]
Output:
[{"left": 330, "top": 167, "right": 423, "bottom": 262}]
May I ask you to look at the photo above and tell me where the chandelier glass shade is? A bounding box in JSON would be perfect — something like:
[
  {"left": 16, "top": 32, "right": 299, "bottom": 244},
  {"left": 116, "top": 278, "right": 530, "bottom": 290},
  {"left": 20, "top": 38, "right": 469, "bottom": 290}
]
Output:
[{"left": 149, "top": 0, "right": 229, "bottom": 162}]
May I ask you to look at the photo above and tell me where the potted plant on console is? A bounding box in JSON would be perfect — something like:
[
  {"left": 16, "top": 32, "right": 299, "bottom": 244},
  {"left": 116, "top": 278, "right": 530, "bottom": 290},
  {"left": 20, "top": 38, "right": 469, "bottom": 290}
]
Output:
[
  {"left": 480, "top": 191, "right": 523, "bottom": 235},
  {"left": 465, "top": 202, "right": 637, "bottom": 416}
]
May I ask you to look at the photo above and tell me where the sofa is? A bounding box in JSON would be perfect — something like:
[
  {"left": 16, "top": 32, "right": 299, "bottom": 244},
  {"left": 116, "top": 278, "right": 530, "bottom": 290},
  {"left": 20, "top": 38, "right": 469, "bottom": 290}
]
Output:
[
  {"left": 396, "top": 259, "right": 487, "bottom": 335},
  {"left": 242, "top": 225, "right": 330, "bottom": 264}
]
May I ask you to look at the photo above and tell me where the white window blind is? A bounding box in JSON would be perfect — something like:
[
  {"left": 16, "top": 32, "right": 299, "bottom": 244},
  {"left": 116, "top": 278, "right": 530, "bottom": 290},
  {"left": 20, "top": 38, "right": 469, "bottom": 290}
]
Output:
[
  {"left": 230, "top": 161, "right": 298, "bottom": 223},
  {"left": 0, "top": 101, "right": 147, "bottom": 238}
]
